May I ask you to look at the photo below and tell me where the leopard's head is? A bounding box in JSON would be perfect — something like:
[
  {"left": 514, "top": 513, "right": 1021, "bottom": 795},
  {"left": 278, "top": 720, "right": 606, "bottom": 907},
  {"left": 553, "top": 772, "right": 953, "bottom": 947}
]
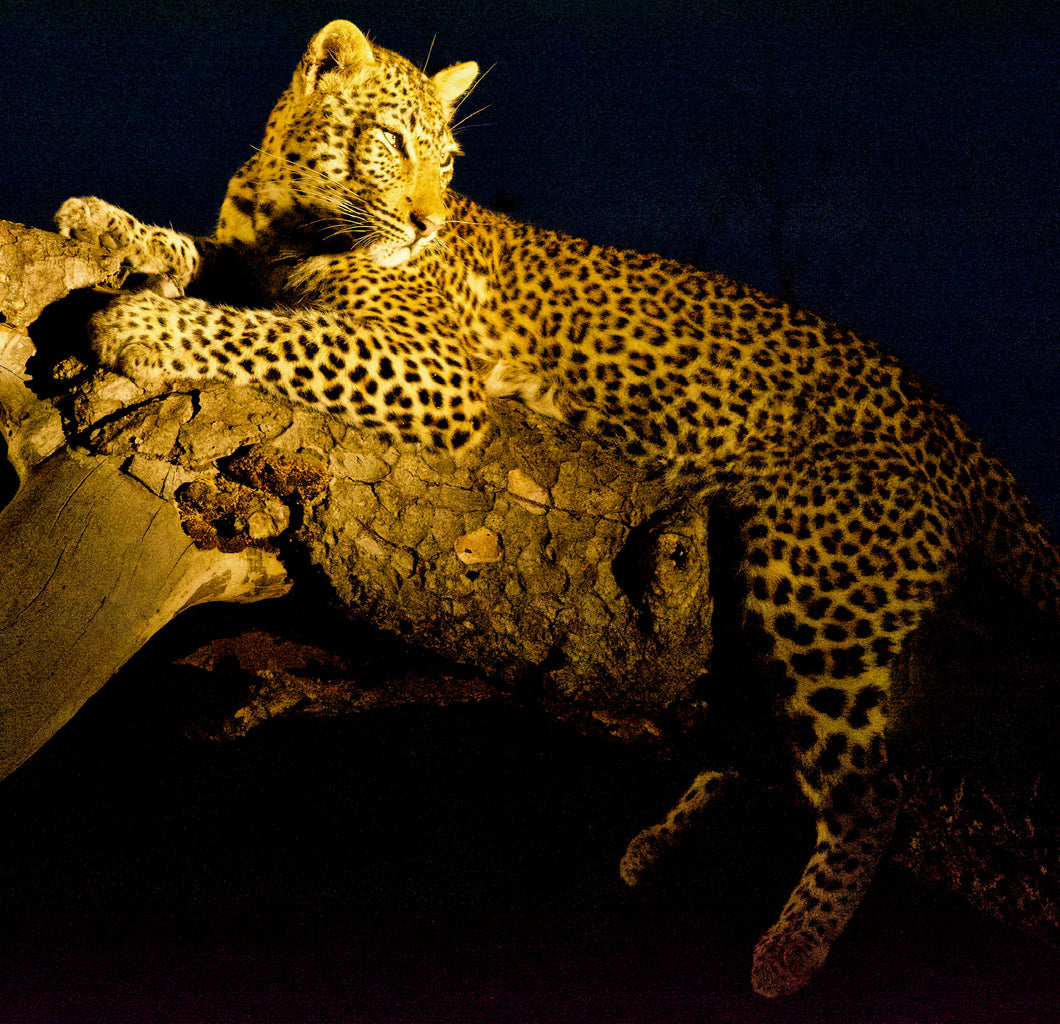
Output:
[{"left": 220, "top": 21, "right": 478, "bottom": 267}]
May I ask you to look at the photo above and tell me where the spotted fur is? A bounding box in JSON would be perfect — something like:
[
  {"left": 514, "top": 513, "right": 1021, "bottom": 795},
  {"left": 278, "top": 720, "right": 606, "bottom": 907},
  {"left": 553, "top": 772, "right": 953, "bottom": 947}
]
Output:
[{"left": 56, "top": 20, "right": 1060, "bottom": 998}]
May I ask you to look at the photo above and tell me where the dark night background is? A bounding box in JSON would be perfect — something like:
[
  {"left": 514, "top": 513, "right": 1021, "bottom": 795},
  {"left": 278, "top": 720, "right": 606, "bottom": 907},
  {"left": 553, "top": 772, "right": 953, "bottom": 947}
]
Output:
[{"left": 1, "top": 1, "right": 1058, "bottom": 1021}]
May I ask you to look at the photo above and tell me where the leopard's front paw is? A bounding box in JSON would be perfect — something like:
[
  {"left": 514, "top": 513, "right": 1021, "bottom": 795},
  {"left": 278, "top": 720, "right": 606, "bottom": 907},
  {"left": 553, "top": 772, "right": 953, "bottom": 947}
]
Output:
[
  {"left": 56, "top": 196, "right": 140, "bottom": 252},
  {"left": 88, "top": 292, "right": 183, "bottom": 389},
  {"left": 55, "top": 197, "right": 194, "bottom": 295}
]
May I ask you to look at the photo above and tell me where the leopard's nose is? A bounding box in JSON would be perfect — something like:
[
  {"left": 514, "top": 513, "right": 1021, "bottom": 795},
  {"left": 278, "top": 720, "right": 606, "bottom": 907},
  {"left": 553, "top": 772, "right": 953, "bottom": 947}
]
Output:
[{"left": 410, "top": 210, "right": 444, "bottom": 241}]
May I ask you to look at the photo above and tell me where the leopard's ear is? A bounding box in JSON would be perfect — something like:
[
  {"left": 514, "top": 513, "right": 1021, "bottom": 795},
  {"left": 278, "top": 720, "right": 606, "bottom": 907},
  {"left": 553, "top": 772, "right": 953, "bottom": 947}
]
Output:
[
  {"left": 432, "top": 62, "right": 479, "bottom": 117},
  {"left": 298, "top": 20, "right": 375, "bottom": 94}
]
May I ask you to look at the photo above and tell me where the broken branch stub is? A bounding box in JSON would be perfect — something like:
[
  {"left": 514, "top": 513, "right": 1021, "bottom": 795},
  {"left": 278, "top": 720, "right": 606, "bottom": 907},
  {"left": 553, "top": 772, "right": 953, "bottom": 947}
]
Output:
[
  {"left": 312, "top": 399, "right": 714, "bottom": 717},
  {"left": 0, "top": 221, "right": 291, "bottom": 780},
  {"left": 0, "top": 449, "right": 291, "bottom": 779}
]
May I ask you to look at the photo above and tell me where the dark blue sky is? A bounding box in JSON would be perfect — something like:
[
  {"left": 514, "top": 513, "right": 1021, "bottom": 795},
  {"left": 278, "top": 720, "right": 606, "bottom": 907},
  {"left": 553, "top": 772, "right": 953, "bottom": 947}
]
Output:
[{"left": 3, "top": 0, "right": 1057, "bottom": 527}]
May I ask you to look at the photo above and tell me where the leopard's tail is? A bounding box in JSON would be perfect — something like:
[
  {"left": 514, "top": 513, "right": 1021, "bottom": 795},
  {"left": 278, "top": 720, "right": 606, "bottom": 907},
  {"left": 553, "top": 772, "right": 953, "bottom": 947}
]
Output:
[{"left": 971, "top": 449, "right": 1060, "bottom": 624}]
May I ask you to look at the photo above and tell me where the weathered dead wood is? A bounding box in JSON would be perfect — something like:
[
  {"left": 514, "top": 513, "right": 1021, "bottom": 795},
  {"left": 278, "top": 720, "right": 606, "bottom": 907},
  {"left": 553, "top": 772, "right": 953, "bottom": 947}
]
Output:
[
  {"left": 892, "top": 590, "right": 1060, "bottom": 941},
  {"left": 0, "top": 218, "right": 717, "bottom": 778},
  {"left": 0, "top": 221, "right": 291, "bottom": 779}
]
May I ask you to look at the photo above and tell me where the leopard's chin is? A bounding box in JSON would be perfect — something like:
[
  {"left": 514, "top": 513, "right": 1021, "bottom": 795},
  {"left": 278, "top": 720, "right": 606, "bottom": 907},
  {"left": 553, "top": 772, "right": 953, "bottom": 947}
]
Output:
[
  {"left": 359, "top": 234, "right": 411, "bottom": 267},
  {"left": 372, "top": 245, "right": 413, "bottom": 268},
  {"left": 368, "top": 236, "right": 436, "bottom": 269}
]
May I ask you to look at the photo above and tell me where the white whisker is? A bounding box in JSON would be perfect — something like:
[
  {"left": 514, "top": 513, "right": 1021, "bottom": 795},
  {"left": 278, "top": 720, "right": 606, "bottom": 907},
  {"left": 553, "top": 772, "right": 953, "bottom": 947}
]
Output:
[
  {"left": 421, "top": 34, "right": 437, "bottom": 73},
  {"left": 451, "top": 104, "right": 491, "bottom": 132},
  {"left": 451, "top": 63, "right": 495, "bottom": 119}
]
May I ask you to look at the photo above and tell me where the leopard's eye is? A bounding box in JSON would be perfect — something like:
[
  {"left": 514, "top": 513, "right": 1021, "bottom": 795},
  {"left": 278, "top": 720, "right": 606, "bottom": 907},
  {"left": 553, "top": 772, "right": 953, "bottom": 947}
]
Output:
[{"left": 379, "top": 128, "right": 405, "bottom": 154}]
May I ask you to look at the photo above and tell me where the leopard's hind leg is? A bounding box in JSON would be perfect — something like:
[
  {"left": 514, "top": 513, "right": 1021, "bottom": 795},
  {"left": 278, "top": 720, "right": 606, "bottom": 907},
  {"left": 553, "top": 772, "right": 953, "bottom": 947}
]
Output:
[
  {"left": 749, "top": 746, "right": 901, "bottom": 997},
  {"left": 620, "top": 768, "right": 738, "bottom": 885},
  {"left": 740, "top": 452, "right": 956, "bottom": 996}
]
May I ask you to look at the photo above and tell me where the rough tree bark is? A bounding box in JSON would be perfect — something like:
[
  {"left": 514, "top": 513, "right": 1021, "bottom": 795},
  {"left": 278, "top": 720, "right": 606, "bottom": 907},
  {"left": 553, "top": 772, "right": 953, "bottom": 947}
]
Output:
[
  {"left": 0, "top": 222, "right": 292, "bottom": 779},
  {"left": 0, "top": 218, "right": 716, "bottom": 771},
  {"left": 0, "top": 218, "right": 1056, "bottom": 943}
]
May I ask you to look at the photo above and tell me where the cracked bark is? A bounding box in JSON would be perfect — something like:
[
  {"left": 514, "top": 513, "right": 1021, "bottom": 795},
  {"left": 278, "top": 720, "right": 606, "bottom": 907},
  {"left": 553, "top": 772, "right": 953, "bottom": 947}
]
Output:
[
  {"left": 0, "top": 222, "right": 292, "bottom": 778},
  {"left": 0, "top": 218, "right": 716, "bottom": 774},
  {"left": 0, "top": 218, "right": 1056, "bottom": 944}
]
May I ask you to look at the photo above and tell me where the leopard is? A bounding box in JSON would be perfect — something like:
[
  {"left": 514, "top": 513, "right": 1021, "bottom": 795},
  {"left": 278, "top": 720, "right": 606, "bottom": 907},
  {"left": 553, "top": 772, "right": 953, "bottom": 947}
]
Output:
[{"left": 55, "top": 20, "right": 1060, "bottom": 998}]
